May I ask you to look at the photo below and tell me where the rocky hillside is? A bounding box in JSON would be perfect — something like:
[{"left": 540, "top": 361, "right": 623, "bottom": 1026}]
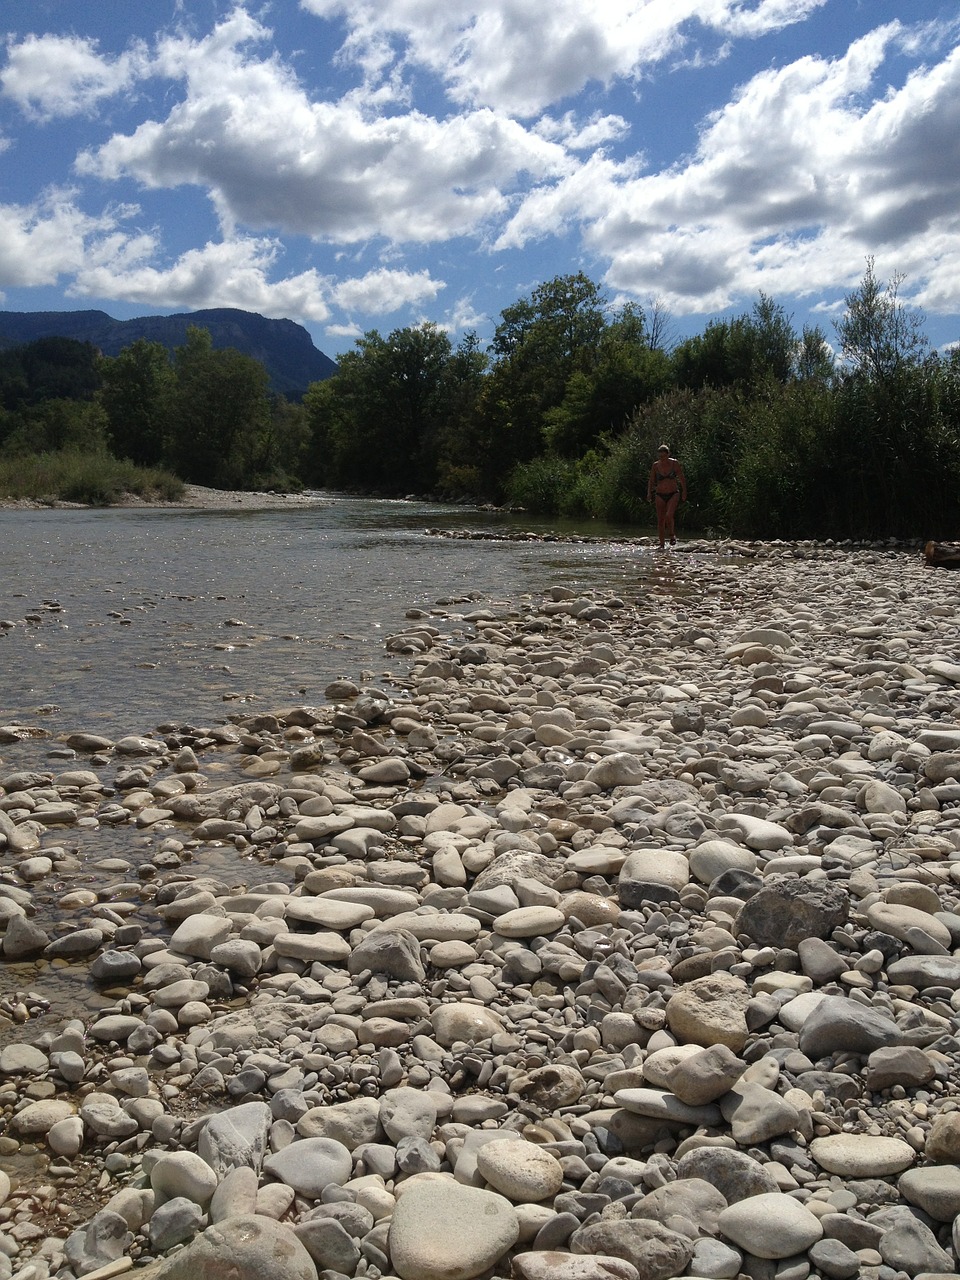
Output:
[{"left": 0, "top": 307, "right": 337, "bottom": 399}]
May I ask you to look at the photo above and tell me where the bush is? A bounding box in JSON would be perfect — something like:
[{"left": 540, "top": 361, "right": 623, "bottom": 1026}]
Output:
[{"left": 0, "top": 450, "right": 184, "bottom": 505}]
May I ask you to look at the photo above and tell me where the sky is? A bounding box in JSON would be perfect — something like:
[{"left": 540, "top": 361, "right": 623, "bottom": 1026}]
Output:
[{"left": 1, "top": 0, "right": 959, "bottom": 363}]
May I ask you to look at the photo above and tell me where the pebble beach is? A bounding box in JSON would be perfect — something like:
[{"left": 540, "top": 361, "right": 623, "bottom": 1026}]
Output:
[{"left": 1, "top": 538, "right": 960, "bottom": 1280}]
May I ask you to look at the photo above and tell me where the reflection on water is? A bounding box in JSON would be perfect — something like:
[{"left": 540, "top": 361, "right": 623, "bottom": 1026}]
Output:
[{"left": 0, "top": 495, "right": 693, "bottom": 742}]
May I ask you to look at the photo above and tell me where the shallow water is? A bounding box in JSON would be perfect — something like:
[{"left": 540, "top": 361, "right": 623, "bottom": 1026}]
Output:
[{"left": 0, "top": 494, "right": 689, "bottom": 742}]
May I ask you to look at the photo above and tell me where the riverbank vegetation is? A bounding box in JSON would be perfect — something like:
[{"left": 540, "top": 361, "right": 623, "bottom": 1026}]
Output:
[{"left": 2, "top": 261, "right": 958, "bottom": 536}]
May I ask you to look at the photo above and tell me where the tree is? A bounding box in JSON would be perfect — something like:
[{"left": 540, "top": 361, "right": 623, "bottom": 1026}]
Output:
[
  {"left": 835, "top": 258, "right": 928, "bottom": 382},
  {"left": 167, "top": 327, "right": 272, "bottom": 487},
  {"left": 98, "top": 339, "right": 175, "bottom": 466},
  {"left": 487, "top": 272, "right": 608, "bottom": 469},
  {"left": 304, "top": 324, "right": 456, "bottom": 493}
]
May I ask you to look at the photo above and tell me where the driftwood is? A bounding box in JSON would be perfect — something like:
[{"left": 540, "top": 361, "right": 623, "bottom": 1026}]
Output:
[{"left": 924, "top": 541, "right": 960, "bottom": 568}]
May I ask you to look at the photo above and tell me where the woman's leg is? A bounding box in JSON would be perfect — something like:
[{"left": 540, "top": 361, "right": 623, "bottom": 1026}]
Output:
[
  {"left": 655, "top": 495, "right": 668, "bottom": 547},
  {"left": 664, "top": 493, "right": 680, "bottom": 543}
]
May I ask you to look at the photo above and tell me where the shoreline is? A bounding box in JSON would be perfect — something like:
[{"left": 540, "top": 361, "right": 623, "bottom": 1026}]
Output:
[
  {"left": 0, "top": 484, "right": 329, "bottom": 512},
  {"left": 0, "top": 547, "right": 959, "bottom": 1277}
]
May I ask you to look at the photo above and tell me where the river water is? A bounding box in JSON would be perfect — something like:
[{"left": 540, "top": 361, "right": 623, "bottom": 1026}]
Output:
[{"left": 0, "top": 494, "right": 689, "bottom": 744}]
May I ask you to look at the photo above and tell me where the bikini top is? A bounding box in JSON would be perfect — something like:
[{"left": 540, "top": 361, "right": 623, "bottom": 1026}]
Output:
[{"left": 654, "top": 464, "right": 678, "bottom": 483}]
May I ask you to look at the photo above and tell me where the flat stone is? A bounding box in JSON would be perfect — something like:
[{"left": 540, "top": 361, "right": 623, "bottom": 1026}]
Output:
[
  {"left": 809, "top": 1134, "right": 915, "bottom": 1176},
  {"left": 432, "top": 1003, "right": 504, "bottom": 1047},
  {"left": 389, "top": 1178, "right": 519, "bottom": 1280},
  {"left": 493, "top": 906, "right": 565, "bottom": 938}
]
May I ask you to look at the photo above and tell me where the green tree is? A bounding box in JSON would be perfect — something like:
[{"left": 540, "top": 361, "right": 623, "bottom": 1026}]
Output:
[
  {"left": 543, "top": 305, "right": 671, "bottom": 457},
  {"left": 487, "top": 272, "right": 607, "bottom": 469},
  {"left": 168, "top": 327, "right": 271, "bottom": 487},
  {"left": 98, "top": 339, "right": 175, "bottom": 467},
  {"left": 304, "top": 323, "right": 455, "bottom": 493},
  {"left": 836, "top": 258, "right": 928, "bottom": 382}
]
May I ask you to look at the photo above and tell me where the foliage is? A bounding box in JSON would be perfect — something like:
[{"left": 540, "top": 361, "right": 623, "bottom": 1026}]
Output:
[
  {"left": 98, "top": 339, "right": 176, "bottom": 466},
  {"left": 167, "top": 327, "right": 272, "bottom": 487},
  {"left": 0, "top": 449, "right": 183, "bottom": 505}
]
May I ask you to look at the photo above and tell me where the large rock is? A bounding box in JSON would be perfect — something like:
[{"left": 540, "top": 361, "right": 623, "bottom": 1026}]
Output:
[
  {"left": 346, "top": 927, "right": 424, "bottom": 981},
  {"left": 389, "top": 1178, "right": 519, "bottom": 1280},
  {"left": 675, "top": 1147, "right": 780, "bottom": 1203},
  {"left": 733, "top": 877, "right": 849, "bottom": 949},
  {"left": 798, "top": 995, "right": 901, "bottom": 1059},
  {"left": 718, "top": 1192, "right": 822, "bottom": 1259},
  {"left": 151, "top": 1214, "right": 318, "bottom": 1280},
  {"left": 570, "top": 1219, "right": 693, "bottom": 1279},
  {"left": 666, "top": 973, "right": 751, "bottom": 1051}
]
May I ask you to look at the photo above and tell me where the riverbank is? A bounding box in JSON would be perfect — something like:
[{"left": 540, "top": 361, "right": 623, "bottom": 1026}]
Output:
[
  {"left": 0, "top": 485, "right": 327, "bottom": 512},
  {"left": 1, "top": 545, "right": 960, "bottom": 1279}
]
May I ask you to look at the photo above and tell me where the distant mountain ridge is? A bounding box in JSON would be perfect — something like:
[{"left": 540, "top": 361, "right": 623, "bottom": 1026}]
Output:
[{"left": 0, "top": 307, "right": 338, "bottom": 399}]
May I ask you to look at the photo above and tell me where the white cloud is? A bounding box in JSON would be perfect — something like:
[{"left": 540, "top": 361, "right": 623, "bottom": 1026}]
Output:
[
  {"left": 77, "top": 12, "right": 568, "bottom": 245},
  {"left": 70, "top": 236, "right": 333, "bottom": 322},
  {"left": 507, "top": 23, "right": 960, "bottom": 317},
  {"left": 301, "top": 0, "right": 829, "bottom": 116},
  {"left": 0, "top": 190, "right": 123, "bottom": 291},
  {"left": 1, "top": 33, "right": 149, "bottom": 120},
  {"left": 331, "top": 267, "right": 444, "bottom": 313}
]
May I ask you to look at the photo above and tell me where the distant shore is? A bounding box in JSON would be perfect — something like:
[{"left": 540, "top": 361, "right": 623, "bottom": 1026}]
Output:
[{"left": 0, "top": 484, "right": 328, "bottom": 512}]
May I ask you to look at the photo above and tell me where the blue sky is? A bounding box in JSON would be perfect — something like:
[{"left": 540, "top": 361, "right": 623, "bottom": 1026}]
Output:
[{"left": 1, "top": 0, "right": 958, "bottom": 361}]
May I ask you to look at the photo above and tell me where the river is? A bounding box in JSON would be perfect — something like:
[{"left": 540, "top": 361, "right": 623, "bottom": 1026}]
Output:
[{"left": 0, "top": 494, "right": 687, "bottom": 747}]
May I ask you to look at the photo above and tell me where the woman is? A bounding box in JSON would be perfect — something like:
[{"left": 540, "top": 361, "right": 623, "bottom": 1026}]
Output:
[{"left": 647, "top": 444, "right": 687, "bottom": 549}]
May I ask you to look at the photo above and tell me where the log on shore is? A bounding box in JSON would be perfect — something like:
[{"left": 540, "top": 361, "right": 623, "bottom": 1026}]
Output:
[{"left": 924, "top": 540, "right": 960, "bottom": 568}]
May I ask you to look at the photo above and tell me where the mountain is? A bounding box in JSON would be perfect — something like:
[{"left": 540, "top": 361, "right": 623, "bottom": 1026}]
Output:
[{"left": 0, "top": 307, "right": 338, "bottom": 399}]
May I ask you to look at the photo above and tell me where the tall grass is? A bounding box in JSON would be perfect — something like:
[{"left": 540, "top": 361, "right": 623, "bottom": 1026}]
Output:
[{"left": 0, "top": 449, "right": 185, "bottom": 505}]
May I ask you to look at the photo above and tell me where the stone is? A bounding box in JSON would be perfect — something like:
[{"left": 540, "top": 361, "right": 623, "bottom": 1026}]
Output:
[
  {"left": 389, "top": 1178, "right": 519, "bottom": 1280},
  {"left": 898, "top": 1165, "right": 960, "bottom": 1221},
  {"left": 432, "top": 1002, "right": 504, "bottom": 1047},
  {"left": 476, "top": 1140, "right": 564, "bottom": 1202},
  {"left": 347, "top": 927, "right": 425, "bottom": 981},
  {"left": 925, "top": 1112, "right": 960, "bottom": 1162},
  {"left": 630, "top": 1178, "right": 727, "bottom": 1239},
  {"left": 618, "top": 849, "right": 690, "bottom": 906},
  {"left": 733, "top": 877, "right": 849, "bottom": 949},
  {"left": 197, "top": 1101, "right": 272, "bottom": 1176},
  {"left": 717, "top": 1192, "right": 822, "bottom": 1258},
  {"left": 262, "top": 1137, "right": 353, "bottom": 1198},
  {"left": 675, "top": 1147, "right": 780, "bottom": 1203},
  {"left": 494, "top": 906, "right": 565, "bottom": 937},
  {"left": 151, "top": 1214, "right": 318, "bottom": 1280},
  {"left": 570, "top": 1218, "right": 694, "bottom": 1278},
  {"left": 798, "top": 995, "right": 901, "bottom": 1058},
  {"left": 512, "top": 1253, "right": 640, "bottom": 1280},
  {"left": 808, "top": 1134, "right": 915, "bottom": 1176},
  {"left": 667, "top": 1044, "right": 747, "bottom": 1105},
  {"left": 666, "top": 973, "right": 751, "bottom": 1051}
]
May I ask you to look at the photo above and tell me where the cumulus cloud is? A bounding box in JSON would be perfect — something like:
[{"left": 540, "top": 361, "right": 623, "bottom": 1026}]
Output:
[
  {"left": 1, "top": 33, "right": 149, "bottom": 120},
  {"left": 70, "top": 235, "right": 333, "bottom": 322},
  {"left": 76, "top": 11, "right": 568, "bottom": 244},
  {"left": 0, "top": 190, "right": 124, "bottom": 290},
  {"left": 302, "top": 0, "right": 829, "bottom": 116},
  {"left": 503, "top": 22, "right": 960, "bottom": 316},
  {"left": 331, "top": 267, "right": 445, "bottom": 313}
]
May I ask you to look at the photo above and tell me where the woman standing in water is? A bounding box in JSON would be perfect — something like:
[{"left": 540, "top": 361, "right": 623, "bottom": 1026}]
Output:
[{"left": 647, "top": 444, "right": 687, "bottom": 549}]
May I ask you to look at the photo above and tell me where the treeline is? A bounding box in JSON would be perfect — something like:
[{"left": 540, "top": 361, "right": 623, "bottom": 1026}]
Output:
[
  {"left": 0, "top": 327, "right": 309, "bottom": 499},
  {"left": 4, "top": 263, "right": 960, "bottom": 536},
  {"left": 305, "top": 263, "right": 960, "bottom": 539}
]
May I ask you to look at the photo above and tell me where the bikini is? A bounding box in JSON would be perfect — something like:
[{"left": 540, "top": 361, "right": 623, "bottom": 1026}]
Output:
[{"left": 653, "top": 464, "right": 679, "bottom": 499}]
